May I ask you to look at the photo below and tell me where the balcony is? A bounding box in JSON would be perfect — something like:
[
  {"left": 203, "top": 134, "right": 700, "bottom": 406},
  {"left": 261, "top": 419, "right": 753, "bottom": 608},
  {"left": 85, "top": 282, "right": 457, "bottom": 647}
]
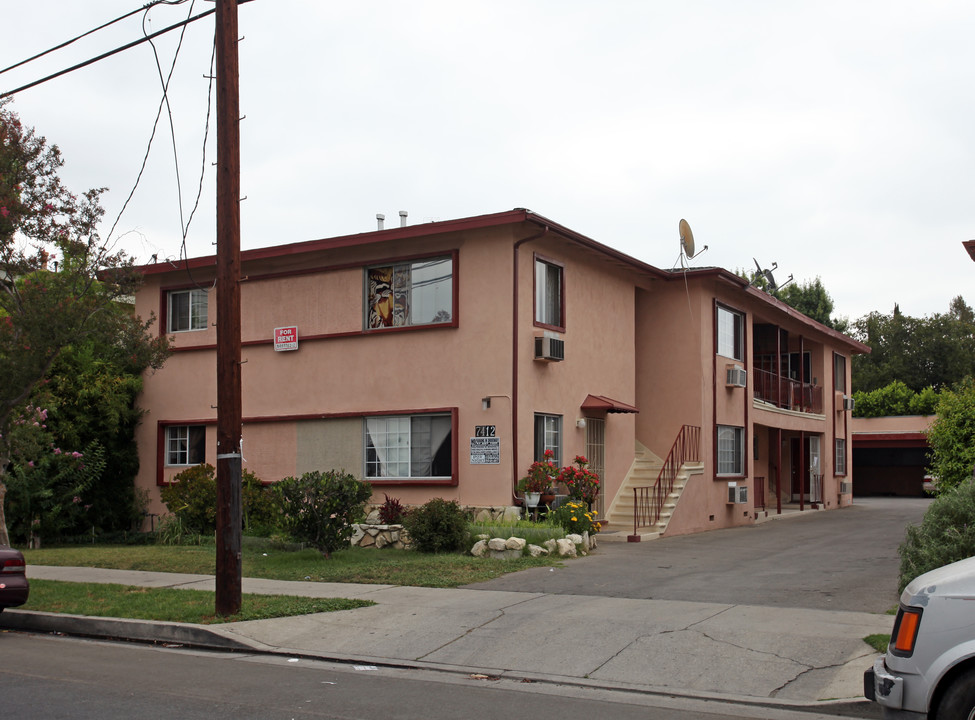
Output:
[{"left": 753, "top": 367, "right": 823, "bottom": 414}]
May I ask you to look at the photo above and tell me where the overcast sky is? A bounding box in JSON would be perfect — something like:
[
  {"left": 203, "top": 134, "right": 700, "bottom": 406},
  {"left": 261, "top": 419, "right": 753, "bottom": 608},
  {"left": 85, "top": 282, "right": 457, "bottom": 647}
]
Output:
[{"left": 3, "top": 1, "right": 972, "bottom": 324}]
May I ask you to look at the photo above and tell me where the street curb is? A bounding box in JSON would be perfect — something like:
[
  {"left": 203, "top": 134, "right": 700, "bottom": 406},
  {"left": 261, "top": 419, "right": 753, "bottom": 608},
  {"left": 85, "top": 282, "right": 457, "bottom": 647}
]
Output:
[
  {"left": 0, "top": 609, "right": 253, "bottom": 651},
  {"left": 1, "top": 610, "right": 882, "bottom": 718}
]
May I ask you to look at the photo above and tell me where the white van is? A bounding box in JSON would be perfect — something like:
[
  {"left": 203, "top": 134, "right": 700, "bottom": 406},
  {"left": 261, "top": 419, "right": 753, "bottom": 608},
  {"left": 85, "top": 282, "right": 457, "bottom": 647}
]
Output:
[{"left": 865, "top": 555, "right": 975, "bottom": 718}]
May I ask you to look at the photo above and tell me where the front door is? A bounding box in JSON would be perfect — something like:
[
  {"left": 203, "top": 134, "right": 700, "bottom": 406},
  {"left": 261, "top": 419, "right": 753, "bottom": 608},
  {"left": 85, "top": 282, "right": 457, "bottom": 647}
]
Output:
[
  {"left": 585, "top": 418, "right": 605, "bottom": 517},
  {"left": 790, "top": 435, "right": 821, "bottom": 502}
]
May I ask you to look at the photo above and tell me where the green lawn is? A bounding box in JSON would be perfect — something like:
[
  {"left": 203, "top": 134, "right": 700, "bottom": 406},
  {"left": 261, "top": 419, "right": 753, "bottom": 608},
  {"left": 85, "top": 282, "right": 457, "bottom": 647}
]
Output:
[
  {"left": 23, "top": 579, "right": 372, "bottom": 624},
  {"left": 23, "top": 540, "right": 564, "bottom": 588},
  {"left": 18, "top": 540, "right": 563, "bottom": 623}
]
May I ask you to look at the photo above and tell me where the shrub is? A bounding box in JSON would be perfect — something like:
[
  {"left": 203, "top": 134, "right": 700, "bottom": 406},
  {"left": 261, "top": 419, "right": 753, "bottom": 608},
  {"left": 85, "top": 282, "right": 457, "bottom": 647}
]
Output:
[
  {"left": 898, "top": 479, "right": 975, "bottom": 592},
  {"left": 402, "top": 498, "right": 470, "bottom": 553},
  {"left": 160, "top": 464, "right": 217, "bottom": 534},
  {"left": 378, "top": 494, "right": 406, "bottom": 524},
  {"left": 274, "top": 470, "right": 372, "bottom": 558},
  {"left": 160, "top": 463, "right": 279, "bottom": 536},
  {"left": 550, "top": 500, "right": 600, "bottom": 536}
]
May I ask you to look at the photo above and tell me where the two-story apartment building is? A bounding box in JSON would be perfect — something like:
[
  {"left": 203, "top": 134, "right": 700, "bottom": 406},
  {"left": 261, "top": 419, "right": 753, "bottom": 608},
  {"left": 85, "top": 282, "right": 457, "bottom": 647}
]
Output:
[{"left": 132, "top": 209, "right": 868, "bottom": 538}]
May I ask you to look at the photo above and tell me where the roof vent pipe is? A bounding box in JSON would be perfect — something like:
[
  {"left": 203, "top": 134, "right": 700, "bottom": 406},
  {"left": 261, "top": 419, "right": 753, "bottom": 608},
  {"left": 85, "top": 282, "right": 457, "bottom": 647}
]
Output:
[
  {"left": 399, "top": 210, "right": 408, "bottom": 227},
  {"left": 376, "top": 213, "right": 385, "bottom": 231}
]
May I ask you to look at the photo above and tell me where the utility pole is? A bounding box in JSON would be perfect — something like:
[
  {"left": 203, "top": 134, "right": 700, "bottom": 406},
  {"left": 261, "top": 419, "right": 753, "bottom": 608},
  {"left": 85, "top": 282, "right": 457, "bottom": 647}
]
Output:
[{"left": 214, "top": 0, "right": 242, "bottom": 616}]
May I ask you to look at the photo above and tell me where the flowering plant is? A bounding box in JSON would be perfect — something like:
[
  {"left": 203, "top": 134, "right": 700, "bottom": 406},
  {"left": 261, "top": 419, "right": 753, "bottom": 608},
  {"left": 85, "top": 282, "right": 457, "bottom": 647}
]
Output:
[
  {"left": 517, "top": 449, "right": 558, "bottom": 493},
  {"left": 557, "top": 455, "right": 600, "bottom": 504},
  {"left": 551, "top": 500, "right": 601, "bottom": 535}
]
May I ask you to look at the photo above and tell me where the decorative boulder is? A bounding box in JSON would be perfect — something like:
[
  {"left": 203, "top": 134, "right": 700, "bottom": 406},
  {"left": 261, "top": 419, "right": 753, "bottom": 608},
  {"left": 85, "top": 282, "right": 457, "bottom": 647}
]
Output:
[{"left": 505, "top": 537, "right": 527, "bottom": 551}]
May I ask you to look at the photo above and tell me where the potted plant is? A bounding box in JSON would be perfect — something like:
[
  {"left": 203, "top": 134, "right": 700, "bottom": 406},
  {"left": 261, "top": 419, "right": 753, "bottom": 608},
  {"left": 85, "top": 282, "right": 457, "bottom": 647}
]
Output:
[
  {"left": 558, "top": 455, "right": 600, "bottom": 508},
  {"left": 518, "top": 449, "right": 558, "bottom": 508}
]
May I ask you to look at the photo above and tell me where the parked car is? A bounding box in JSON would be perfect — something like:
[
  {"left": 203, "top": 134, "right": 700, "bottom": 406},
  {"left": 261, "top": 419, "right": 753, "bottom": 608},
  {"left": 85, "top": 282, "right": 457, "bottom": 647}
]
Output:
[
  {"left": 865, "top": 555, "right": 975, "bottom": 718},
  {"left": 0, "top": 547, "right": 29, "bottom": 612}
]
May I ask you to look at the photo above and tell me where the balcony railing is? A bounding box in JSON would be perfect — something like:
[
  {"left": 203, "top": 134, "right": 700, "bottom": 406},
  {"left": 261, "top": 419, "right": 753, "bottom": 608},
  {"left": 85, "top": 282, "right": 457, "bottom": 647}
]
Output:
[{"left": 752, "top": 368, "right": 823, "bottom": 414}]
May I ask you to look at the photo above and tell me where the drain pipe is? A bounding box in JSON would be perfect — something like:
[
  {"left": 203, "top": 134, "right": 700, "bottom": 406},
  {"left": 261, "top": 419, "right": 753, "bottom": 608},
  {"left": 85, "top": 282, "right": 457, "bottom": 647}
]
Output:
[{"left": 511, "top": 225, "right": 549, "bottom": 504}]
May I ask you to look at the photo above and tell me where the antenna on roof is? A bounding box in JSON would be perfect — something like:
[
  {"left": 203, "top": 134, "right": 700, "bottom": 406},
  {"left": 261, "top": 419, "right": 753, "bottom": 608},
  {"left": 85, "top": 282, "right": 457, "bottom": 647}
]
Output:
[
  {"left": 749, "top": 258, "right": 793, "bottom": 293},
  {"left": 674, "top": 218, "right": 708, "bottom": 269}
]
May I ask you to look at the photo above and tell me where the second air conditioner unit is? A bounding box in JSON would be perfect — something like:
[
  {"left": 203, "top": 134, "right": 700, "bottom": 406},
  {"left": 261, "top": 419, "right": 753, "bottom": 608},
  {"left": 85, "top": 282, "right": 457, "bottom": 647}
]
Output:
[
  {"left": 726, "top": 365, "right": 747, "bottom": 388},
  {"left": 727, "top": 483, "right": 748, "bottom": 504}
]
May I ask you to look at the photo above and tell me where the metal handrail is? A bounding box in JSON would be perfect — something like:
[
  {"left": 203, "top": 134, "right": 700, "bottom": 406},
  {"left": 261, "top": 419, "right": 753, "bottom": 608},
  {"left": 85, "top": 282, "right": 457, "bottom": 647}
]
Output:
[{"left": 630, "top": 425, "right": 701, "bottom": 539}]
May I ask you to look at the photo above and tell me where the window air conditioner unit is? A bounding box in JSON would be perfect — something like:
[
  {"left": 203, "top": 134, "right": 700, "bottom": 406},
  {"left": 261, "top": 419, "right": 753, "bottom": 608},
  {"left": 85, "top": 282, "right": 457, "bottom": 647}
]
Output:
[
  {"left": 534, "top": 336, "right": 565, "bottom": 362},
  {"left": 840, "top": 482, "right": 853, "bottom": 494},
  {"left": 842, "top": 395, "right": 855, "bottom": 411},
  {"left": 726, "top": 365, "right": 747, "bottom": 388},
  {"left": 727, "top": 482, "right": 748, "bottom": 504}
]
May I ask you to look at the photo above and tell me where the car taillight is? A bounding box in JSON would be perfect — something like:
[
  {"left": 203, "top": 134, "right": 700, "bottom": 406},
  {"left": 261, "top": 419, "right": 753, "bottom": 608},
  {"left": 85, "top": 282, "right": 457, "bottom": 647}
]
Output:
[
  {"left": 891, "top": 606, "right": 923, "bottom": 657},
  {"left": 1, "top": 557, "right": 25, "bottom": 574}
]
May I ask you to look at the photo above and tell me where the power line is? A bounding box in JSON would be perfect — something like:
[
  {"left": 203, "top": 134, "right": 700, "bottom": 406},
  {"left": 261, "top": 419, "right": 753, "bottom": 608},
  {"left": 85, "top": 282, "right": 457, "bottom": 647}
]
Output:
[{"left": 0, "top": 6, "right": 217, "bottom": 99}]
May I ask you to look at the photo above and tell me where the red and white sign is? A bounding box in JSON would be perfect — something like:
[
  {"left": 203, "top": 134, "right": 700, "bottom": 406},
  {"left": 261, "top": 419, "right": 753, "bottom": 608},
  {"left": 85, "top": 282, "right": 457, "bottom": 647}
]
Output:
[{"left": 273, "top": 326, "right": 298, "bottom": 352}]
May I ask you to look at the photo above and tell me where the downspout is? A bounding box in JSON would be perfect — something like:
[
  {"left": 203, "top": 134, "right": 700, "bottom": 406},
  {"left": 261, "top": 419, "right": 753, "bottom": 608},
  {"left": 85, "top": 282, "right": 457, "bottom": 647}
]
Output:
[{"left": 512, "top": 226, "right": 549, "bottom": 504}]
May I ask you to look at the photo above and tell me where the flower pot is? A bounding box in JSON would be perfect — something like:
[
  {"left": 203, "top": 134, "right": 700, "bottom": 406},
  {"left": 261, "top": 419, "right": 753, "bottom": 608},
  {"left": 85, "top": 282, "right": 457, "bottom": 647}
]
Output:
[
  {"left": 540, "top": 493, "right": 556, "bottom": 507},
  {"left": 524, "top": 492, "right": 541, "bottom": 508}
]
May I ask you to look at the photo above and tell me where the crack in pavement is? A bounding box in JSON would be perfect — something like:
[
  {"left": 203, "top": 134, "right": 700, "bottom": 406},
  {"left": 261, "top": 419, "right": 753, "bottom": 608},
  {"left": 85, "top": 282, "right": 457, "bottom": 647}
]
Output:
[{"left": 415, "top": 594, "right": 544, "bottom": 661}]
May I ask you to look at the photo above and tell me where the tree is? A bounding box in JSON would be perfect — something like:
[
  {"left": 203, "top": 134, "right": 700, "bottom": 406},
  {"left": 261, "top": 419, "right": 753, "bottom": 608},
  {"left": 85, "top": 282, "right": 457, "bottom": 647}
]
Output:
[
  {"left": 925, "top": 378, "right": 975, "bottom": 494},
  {"left": 851, "top": 297, "right": 975, "bottom": 393},
  {"left": 0, "top": 102, "right": 169, "bottom": 546},
  {"left": 852, "top": 381, "right": 940, "bottom": 418},
  {"left": 735, "top": 270, "right": 848, "bottom": 331}
]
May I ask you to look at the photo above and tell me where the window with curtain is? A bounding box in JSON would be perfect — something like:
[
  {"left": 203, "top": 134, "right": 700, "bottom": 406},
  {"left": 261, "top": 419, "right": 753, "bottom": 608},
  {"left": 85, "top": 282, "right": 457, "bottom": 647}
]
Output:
[
  {"left": 534, "top": 258, "right": 563, "bottom": 328},
  {"left": 364, "top": 414, "right": 452, "bottom": 479},
  {"left": 717, "top": 305, "right": 743, "bottom": 361},
  {"left": 717, "top": 425, "right": 744, "bottom": 476},
  {"left": 533, "top": 413, "right": 562, "bottom": 465}
]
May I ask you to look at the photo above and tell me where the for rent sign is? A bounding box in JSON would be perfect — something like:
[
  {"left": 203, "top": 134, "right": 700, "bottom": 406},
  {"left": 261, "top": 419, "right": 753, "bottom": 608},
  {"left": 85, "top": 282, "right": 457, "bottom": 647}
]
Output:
[{"left": 273, "top": 326, "right": 298, "bottom": 351}]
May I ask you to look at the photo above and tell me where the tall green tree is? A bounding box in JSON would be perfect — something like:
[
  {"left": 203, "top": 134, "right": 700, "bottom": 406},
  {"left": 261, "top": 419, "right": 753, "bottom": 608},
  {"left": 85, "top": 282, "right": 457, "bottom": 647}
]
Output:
[
  {"left": 0, "top": 102, "right": 169, "bottom": 546},
  {"left": 851, "top": 298, "right": 975, "bottom": 393},
  {"left": 735, "top": 269, "right": 848, "bottom": 331}
]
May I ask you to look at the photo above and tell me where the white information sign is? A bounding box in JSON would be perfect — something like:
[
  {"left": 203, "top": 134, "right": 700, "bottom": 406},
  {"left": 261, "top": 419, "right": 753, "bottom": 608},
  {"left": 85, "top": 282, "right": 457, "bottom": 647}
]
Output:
[{"left": 470, "top": 437, "right": 501, "bottom": 465}]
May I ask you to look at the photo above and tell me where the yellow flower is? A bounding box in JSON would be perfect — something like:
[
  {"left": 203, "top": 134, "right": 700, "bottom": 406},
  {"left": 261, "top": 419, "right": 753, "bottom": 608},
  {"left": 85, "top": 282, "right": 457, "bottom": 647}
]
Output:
[{"left": 571, "top": 516, "right": 577, "bottom": 522}]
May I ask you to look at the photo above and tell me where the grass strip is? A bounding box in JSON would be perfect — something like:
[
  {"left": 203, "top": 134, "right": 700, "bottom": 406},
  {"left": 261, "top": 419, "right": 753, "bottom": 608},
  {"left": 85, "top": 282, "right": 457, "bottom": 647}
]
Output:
[
  {"left": 22, "top": 579, "right": 373, "bottom": 624},
  {"left": 24, "top": 543, "right": 563, "bottom": 588},
  {"left": 864, "top": 634, "right": 891, "bottom": 653}
]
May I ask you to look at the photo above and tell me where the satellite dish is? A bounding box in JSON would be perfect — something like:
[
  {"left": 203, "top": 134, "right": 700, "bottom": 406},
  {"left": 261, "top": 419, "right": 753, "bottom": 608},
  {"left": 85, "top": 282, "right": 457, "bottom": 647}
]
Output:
[{"left": 679, "top": 219, "right": 695, "bottom": 258}]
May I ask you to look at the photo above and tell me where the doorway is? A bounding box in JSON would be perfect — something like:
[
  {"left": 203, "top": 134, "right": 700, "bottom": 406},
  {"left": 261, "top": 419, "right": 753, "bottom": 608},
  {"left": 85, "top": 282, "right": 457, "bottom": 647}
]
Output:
[{"left": 585, "top": 418, "right": 605, "bottom": 516}]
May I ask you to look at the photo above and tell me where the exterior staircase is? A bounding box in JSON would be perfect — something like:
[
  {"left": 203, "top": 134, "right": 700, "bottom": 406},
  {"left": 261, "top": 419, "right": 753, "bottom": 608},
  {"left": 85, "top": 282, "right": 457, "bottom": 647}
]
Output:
[{"left": 600, "top": 436, "right": 704, "bottom": 542}]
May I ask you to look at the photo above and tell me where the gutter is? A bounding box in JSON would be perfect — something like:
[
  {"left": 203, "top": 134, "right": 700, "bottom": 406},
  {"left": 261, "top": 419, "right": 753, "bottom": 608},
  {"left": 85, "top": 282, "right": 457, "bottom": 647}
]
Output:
[{"left": 511, "top": 225, "right": 549, "bottom": 504}]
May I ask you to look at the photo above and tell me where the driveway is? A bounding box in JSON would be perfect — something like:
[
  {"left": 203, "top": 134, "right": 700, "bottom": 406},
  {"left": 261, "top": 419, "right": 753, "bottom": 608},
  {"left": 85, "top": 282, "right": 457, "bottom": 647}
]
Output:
[{"left": 464, "top": 497, "right": 931, "bottom": 613}]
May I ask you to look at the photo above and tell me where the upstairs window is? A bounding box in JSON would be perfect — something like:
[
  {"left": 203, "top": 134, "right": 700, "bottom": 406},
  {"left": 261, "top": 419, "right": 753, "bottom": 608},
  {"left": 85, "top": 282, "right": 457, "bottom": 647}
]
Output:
[
  {"left": 167, "top": 288, "right": 209, "bottom": 332},
  {"left": 366, "top": 257, "right": 453, "bottom": 329},
  {"left": 166, "top": 425, "right": 206, "bottom": 466},
  {"left": 364, "top": 414, "right": 452, "bottom": 479},
  {"left": 717, "top": 305, "right": 744, "bottom": 361},
  {"left": 834, "top": 353, "right": 847, "bottom": 393},
  {"left": 534, "top": 257, "right": 564, "bottom": 329}
]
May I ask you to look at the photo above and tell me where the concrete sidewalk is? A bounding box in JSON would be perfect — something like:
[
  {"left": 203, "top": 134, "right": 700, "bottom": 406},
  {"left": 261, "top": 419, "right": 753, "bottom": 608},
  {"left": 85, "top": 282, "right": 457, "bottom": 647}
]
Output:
[{"left": 3, "top": 565, "right": 887, "bottom": 714}]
